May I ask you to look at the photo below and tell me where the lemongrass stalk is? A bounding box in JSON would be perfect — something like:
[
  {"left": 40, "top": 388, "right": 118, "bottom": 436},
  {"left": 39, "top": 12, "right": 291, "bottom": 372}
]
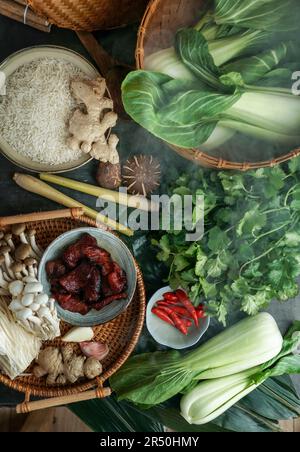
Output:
[
  {"left": 13, "top": 173, "right": 133, "bottom": 237},
  {"left": 40, "top": 173, "right": 159, "bottom": 213}
]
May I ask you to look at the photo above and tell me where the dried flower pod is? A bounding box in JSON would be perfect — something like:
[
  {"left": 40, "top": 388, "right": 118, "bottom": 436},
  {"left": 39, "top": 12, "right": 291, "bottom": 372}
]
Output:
[
  {"left": 122, "top": 155, "right": 161, "bottom": 196},
  {"left": 96, "top": 162, "right": 122, "bottom": 190}
]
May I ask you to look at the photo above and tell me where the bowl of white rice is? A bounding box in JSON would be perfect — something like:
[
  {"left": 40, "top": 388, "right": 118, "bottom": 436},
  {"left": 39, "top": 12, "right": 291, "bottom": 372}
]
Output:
[{"left": 0, "top": 46, "right": 102, "bottom": 173}]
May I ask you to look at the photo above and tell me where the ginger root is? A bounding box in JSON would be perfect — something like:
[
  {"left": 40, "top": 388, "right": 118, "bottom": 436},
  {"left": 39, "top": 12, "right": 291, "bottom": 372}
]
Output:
[
  {"left": 33, "top": 347, "right": 63, "bottom": 385},
  {"left": 91, "top": 134, "right": 119, "bottom": 164},
  {"left": 33, "top": 345, "right": 103, "bottom": 385},
  {"left": 67, "top": 77, "right": 120, "bottom": 164}
]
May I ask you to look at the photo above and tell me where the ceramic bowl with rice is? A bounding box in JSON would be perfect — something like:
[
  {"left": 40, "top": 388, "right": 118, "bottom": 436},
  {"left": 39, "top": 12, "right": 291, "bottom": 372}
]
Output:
[{"left": 0, "top": 46, "right": 104, "bottom": 173}]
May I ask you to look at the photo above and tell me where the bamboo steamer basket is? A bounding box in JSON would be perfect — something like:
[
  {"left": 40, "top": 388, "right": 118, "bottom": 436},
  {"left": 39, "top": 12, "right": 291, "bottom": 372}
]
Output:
[
  {"left": 0, "top": 213, "right": 146, "bottom": 413},
  {"left": 136, "top": 0, "right": 300, "bottom": 170},
  {"left": 28, "top": 0, "right": 149, "bottom": 31}
]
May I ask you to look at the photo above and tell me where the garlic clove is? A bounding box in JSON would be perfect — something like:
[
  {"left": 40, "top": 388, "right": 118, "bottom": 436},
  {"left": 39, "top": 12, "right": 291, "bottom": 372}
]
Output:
[
  {"left": 8, "top": 280, "right": 24, "bottom": 297},
  {"left": 62, "top": 327, "right": 94, "bottom": 343},
  {"left": 30, "top": 303, "right": 40, "bottom": 312},
  {"left": 35, "top": 293, "right": 49, "bottom": 305},
  {"left": 23, "top": 283, "right": 43, "bottom": 294},
  {"left": 16, "top": 308, "right": 32, "bottom": 321},
  {"left": 21, "top": 293, "right": 35, "bottom": 307}
]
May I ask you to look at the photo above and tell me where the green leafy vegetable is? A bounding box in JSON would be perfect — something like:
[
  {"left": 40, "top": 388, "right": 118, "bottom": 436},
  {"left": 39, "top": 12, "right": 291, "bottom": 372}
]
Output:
[
  {"left": 122, "top": 1, "right": 300, "bottom": 152},
  {"left": 154, "top": 162, "right": 300, "bottom": 323},
  {"left": 180, "top": 322, "right": 300, "bottom": 425},
  {"left": 110, "top": 313, "right": 283, "bottom": 407},
  {"left": 214, "top": 0, "right": 300, "bottom": 32}
]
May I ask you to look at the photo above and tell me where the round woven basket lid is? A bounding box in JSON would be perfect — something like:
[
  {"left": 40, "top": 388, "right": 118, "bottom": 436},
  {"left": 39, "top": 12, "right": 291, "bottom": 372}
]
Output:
[
  {"left": 136, "top": 0, "right": 300, "bottom": 170},
  {"left": 0, "top": 216, "right": 146, "bottom": 398},
  {"left": 29, "top": 0, "right": 149, "bottom": 31}
]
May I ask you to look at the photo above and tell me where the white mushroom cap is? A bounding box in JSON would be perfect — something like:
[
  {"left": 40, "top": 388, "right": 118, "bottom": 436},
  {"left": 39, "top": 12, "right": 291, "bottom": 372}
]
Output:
[{"left": 8, "top": 280, "right": 24, "bottom": 296}]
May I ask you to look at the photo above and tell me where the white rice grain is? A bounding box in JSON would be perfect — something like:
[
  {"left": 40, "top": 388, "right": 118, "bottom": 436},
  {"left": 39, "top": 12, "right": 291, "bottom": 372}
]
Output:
[{"left": 0, "top": 58, "right": 87, "bottom": 165}]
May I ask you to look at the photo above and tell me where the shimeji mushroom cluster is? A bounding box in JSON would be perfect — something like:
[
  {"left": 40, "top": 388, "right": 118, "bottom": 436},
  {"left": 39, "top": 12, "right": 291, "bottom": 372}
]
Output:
[{"left": 0, "top": 224, "right": 60, "bottom": 340}]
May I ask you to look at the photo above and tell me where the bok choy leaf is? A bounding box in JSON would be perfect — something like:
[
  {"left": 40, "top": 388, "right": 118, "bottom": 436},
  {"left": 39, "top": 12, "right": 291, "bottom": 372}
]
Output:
[{"left": 214, "top": 0, "right": 300, "bottom": 32}]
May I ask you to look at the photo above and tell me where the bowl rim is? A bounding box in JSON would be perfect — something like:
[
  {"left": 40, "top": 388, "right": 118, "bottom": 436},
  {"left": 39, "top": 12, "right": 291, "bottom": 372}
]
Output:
[
  {"left": 0, "top": 45, "right": 104, "bottom": 174},
  {"left": 38, "top": 227, "right": 138, "bottom": 326},
  {"left": 136, "top": 0, "right": 300, "bottom": 170},
  {"left": 146, "top": 285, "right": 210, "bottom": 350}
]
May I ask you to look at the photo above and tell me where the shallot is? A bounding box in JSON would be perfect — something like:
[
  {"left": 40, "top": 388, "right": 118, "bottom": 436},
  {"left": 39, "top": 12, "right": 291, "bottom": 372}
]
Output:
[{"left": 80, "top": 342, "right": 109, "bottom": 361}]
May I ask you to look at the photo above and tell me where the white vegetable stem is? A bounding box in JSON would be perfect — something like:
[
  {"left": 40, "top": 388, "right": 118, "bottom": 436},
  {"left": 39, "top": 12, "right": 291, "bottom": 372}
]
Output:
[{"left": 180, "top": 369, "right": 259, "bottom": 425}]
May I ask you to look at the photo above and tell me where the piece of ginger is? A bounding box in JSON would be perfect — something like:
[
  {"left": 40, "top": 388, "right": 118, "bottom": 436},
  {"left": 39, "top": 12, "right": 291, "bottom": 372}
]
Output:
[
  {"left": 90, "top": 134, "right": 120, "bottom": 164},
  {"left": 67, "top": 77, "right": 120, "bottom": 164},
  {"left": 33, "top": 345, "right": 103, "bottom": 385}
]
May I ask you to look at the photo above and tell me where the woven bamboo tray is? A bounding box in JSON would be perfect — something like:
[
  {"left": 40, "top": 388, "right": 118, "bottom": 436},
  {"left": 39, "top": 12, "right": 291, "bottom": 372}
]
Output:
[
  {"left": 0, "top": 215, "right": 146, "bottom": 413},
  {"left": 136, "top": 0, "right": 300, "bottom": 170},
  {"left": 28, "top": 0, "right": 149, "bottom": 31}
]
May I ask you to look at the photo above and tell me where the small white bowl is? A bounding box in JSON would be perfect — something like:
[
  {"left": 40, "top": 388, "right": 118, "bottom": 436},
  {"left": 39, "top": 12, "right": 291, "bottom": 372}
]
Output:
[{"left": 146, "top": 286, "right": 210, "bottom": 350}]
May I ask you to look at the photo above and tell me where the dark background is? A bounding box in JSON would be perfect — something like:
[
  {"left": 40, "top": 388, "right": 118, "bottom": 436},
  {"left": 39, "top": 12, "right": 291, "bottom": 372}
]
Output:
[{"left": 1, "top": 14, "right": 300, "bottom": 409}]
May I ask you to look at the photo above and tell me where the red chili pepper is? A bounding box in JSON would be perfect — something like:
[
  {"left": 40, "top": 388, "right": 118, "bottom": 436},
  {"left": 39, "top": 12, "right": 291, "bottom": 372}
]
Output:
[
  {"left": 175, "top": 289, "right": 199, "bottom": 327},
  {"left": 169, "top": 305, "right": 193, "bottom": 318},
  {"left": 169, "top": 312, "right": 188, "bottom": 335},
  {"left": 157, "top": 305, "right": 174, "bottom": 316},
  {"left": 157, "top": 301, "right": 191, "bottom": 317},
  {"left": 181, "top": 318, "right": 193, "bottom": 328},
  {"left": 196, "top": 308, "right": 206, "bottom": 319},
  {"left": 163, "top": 292, "right": 178, "bottom": 302},
  {"left": 157, "top": 306, "right": 189, "bottom": 335},
  {"left": 152, "top": 307, "right": 175, "bottom": 326},
  {"left": 157, "top": 300, "right": 174, "bottom": 308}
]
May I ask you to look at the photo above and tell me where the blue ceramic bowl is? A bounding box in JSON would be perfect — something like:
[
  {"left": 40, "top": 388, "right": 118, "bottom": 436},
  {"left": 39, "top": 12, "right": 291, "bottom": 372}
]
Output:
[{"left": 38, "top": 228, "right": 137, "bottom": 327}]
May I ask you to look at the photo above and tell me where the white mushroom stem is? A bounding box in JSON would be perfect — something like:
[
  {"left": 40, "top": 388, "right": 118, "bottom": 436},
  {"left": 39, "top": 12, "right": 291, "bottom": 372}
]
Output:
[
  {"left": 24, "top": 258, "right": 38, "bottom": 278},
  {"left": 28, "top": 316, "right": 42, "bottom": 327},
  {"left": 11, "top": 262, "right": 24, "bottom": 280},
  {"left": 0, "top": 246, "right": 14, "bottom": 279},
  {"left": 0, "top": 259, "right": 9, "bottom": 288},
  {"left": 27, "top": 230, "right": 42, "bottom": 259},
  {"left": 11, "top": 224, "right": 29, "bottom": 246},
  {"left": 4, "top": 234, "right": 15, "bottom": 252},
  {"left": 21, "top": 264, "right": 29, "bottom": 277}
]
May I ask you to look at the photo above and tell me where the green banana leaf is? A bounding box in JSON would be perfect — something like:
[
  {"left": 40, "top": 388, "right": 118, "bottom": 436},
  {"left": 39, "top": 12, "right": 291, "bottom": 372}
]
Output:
[
  {"left": 70, "top": 395, "right": 164, "bottom": 433},
  {"left": 70, "top": 376, "right": 299, "bottom": 433}
]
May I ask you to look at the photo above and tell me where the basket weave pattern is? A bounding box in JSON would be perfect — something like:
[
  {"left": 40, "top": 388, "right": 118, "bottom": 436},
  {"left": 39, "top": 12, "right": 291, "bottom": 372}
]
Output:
[
  {"left": 0, "top": 217, "right": 146, "bottom": 398},
  {"left": 137, "top": 0, "right": 300, "bottom": 170},
  {"left": 29, "top": 0, "right": 149, "bottom": 31}
]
